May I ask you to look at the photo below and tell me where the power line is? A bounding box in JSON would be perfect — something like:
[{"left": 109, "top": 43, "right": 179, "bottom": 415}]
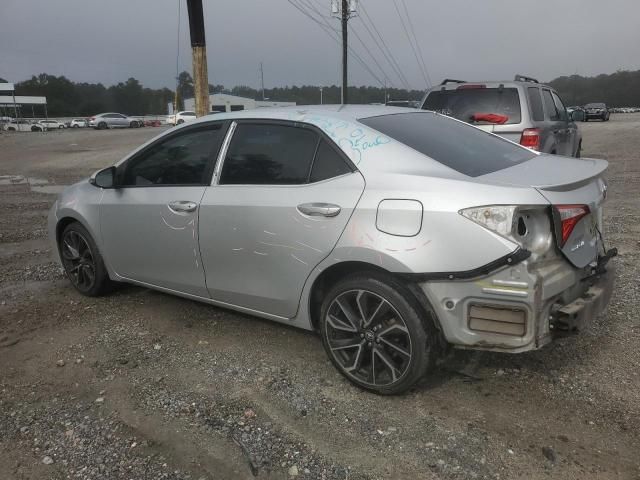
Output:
[
  {"left": 400, "top": 0, "right": 432, "bottom": 87},
  {"left": 349, "top": 22, "right": 396, "bottom": 88},
  {"left": 287, "top": 0, "right": 387, "bottom": 88},
  {"left": 392, "top": 0, "right": 430, "bottom": 88},
  {"left": 358, "top": 1, "right": 412, "bottom": 90}
]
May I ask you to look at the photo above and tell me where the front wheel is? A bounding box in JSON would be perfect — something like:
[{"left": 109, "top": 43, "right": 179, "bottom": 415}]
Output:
[
  {"left": 98, "top": 122, "right": 107, "bottom": 130},
  {"left": 59, "top": 222, "right": 113, "bottom": 296},
  {"left": 73, "top": 124, "right": 79, "bottom": 128},
  {"left": 319, "top": 273, "right": 437, "bottom": 395},
  {"left": 59, "top": 125, "right": 64, "bottom": 129},
  {"left": 130, "top": 121, "right": 138, "bottom": 128}
]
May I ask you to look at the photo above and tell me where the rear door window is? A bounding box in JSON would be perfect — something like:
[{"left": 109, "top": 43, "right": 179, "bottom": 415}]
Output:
[
  {"left": 542, "top": 90, "right": 560, "bottom": 121},
  {"left": 527, "top": 87, "right": 545, "bottom": 121},
  {"left": 219, "top": 123, "right": 319, "bottom": 185},
  {"left": 359, "top": 112, "right": 536, "bottom": 177},
  {"left": 422, "top": 87, "right": 522, "bottom": 125}
]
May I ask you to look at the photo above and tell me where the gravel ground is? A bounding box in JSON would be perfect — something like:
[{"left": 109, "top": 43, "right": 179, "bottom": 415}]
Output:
[{"left": 1, "top": 118, "right": 639, "bottom": 479}]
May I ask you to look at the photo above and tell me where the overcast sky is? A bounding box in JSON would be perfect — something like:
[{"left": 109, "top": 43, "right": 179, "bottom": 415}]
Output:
[{"left": 1, "top": 0, "right": 639, "bottom": 91}]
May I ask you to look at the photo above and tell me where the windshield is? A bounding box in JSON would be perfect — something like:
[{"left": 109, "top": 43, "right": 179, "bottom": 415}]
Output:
[
  {"left": 359, "top": 112, "right": 536, "bottom": 177},
  {"left": 422, "top": 87, "right": 522, "bottom": 125}
]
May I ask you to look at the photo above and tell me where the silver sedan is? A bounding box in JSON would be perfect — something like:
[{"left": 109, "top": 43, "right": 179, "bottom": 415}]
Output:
[{"left": 48, "top": 106, "right": 616, "bottom": 394}]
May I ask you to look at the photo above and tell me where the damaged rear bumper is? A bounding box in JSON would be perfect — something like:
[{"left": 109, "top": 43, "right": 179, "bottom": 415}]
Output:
[{"left": 415, "top": 251, "right": 616, "bottom": 353}]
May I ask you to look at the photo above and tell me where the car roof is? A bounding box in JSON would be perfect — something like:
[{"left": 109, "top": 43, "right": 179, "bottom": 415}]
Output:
[{"left": 190, "top": 104, "right": 417, "bottom": 124}]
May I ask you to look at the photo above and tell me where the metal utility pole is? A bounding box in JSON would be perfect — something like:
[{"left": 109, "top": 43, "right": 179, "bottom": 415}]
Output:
[
  {"left": 319, "top": 86, "right": 323, "bottom": 105},
  {"left": 332, "top": 0, "right": 357, "bottom": 104},
  {"left": 260, "top": 62, "right": 265, "bottom": 100},
  {"left": 186, "top": 0, "right": 209, "bottom": 117}
]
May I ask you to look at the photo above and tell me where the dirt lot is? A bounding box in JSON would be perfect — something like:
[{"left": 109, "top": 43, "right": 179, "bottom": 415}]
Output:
[{"left": 1, "top": 118, "right": 639, "bottom": 480}]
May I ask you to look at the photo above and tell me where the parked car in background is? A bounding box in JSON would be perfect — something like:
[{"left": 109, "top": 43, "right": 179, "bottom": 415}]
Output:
[
  {"left": 89, "top": 113, "right": 139, "bottom": 129},
  {"left": 421, "top": 75, "right": 582, "bottom": 157},
  {"left": 167, "top": 111, "right": 197, "bottom": 125},
  {"left": 48, "top": 105, "right": 615, "bottom": 394},
  {"left": 2, "top": 119, "right": 48, "bottom": 132},
  {"left": 40, "top": 119, "right": 66, "bottom": 129},
  {"left": 583, "top": 103, "right": 610, "bottom": 122},
  {"left": 70, "top": 118, "right": 89, "bottom": 128}
]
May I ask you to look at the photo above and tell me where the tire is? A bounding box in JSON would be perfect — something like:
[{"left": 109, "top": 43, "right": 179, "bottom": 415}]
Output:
[
  {"left": 177, "top": 119, "right": 184, "bottom": 124},
  {"left": 59, "top": 222, "right": 114, "bottom": 296},
  {"left": 130, "top": 121, "right": 137, "bottom": 128},
  {"left": 73, "top": 124, "right": 79, "bottom": 128},
  {"left": 98, "top": 121, "right": 107, "bottom": 130},
  {"left": 8, "top": 127, "right": 16, "bottom": 131},
  {"left": 31, "top": 126, "right": 42, "bottom": 132},
  {"left": 319, "top": 272, "right": 438, "bottom": 395},
  {"left": 59, "top": 125, "right": 64, "bottom": 129}
]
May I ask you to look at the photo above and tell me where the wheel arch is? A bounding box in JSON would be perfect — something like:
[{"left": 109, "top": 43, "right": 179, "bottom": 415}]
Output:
[{"left": 307, "top": 260, "right": 442, "bottom": 335}]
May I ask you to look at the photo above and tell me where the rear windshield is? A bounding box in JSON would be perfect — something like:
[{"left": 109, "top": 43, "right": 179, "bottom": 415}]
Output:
[
  {"left": 422, "top": 87, "right": 522, "bottom": 125},
  {"left": 585, "top": 103, "right": 605, "bottom": 108},
  {"left": 359, "top": 112, "right": 536, "bottom": 177}
]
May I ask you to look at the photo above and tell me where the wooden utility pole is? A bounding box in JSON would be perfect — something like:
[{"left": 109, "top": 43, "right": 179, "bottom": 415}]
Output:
[
  {"left": 186, "top": 0, "right": 209, "bottom": 117},
  {"left": 341, "top": 0, "right": 349, "bottom": 104},
  {"left": 332, "top": 0, "right": 356, "bottom": 104}
]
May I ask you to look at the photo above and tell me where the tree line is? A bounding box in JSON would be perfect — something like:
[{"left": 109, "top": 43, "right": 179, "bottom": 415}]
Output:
[
  {"left": 549, "top": 70, "right": 640, "bottom": 107},
  {"left": 2, "top": 69, "right": 639, "bottom": 117}
]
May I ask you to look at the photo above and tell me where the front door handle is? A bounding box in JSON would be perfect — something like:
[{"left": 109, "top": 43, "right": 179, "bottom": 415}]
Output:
[
  {"left": 297, "top": 202, "right": 341, "bottom": 217},
  {"left": 168, "top": 200, "right": 197, "bottom": 213}
]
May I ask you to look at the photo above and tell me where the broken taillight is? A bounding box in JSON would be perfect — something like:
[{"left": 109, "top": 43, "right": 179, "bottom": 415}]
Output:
[
  {"left": 556, "top": 205, "right": 590, "bottom": 246},
  {"left": 520, "top": 128, "right": 541, "bottom": 151}
]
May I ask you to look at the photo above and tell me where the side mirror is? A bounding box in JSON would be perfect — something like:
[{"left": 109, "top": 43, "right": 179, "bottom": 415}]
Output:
[{"left": 89, "top": 166, "right": 116, "bottom": 189}]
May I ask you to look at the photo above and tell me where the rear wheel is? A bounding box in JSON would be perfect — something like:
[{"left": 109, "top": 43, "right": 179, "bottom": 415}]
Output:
[
  {"left": 98, "top": 121, "right": 107, "bottom": 130},
  {"left": 319, "top": 273, "right": 437, "bottom": 395},
  {"left": 59, "top": 222, "right": 113, "bottom": 296},
  {"left": 130, "top": 121, "right": 138, "bottom": 128},
  {"left": 177, "top": 119, "right": 185, "bottom": 124},
  {"left": 73, "top": 124, "right": 79, "bottom": 128}
]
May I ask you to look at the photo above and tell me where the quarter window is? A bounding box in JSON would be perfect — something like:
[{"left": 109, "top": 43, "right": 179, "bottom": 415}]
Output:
[
  {"left": 527, "top": 87, "right": 544, "bottom": 122},
  {"left": 542, "top": 90, "right": 560, "bottom": 121},
  {"left": 310, "top": 140, "right": 352, "bottom": 182},
  {"left": 121, "top": 124, "right": 225, "bottom": 186},
  {"left": 219, "top": 123, "right": 318, "bottom": 185}
]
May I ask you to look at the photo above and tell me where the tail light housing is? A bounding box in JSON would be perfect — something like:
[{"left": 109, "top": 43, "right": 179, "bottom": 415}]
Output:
[
  {"left": 460, "top": 205, "right": 553, "bottom": 258},
  {"left": 555, "top": 205, "right": 590, "bottom": 247},
  {"left": 89, "top": 117, "right": 95, "bottom": 121},
  {"left": 520, "top": 128, "right": 541, "bottom": 151}
]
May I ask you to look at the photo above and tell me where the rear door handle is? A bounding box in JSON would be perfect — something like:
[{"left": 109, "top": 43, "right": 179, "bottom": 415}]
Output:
[
  {"left": 168, "top": 200, "right": 197, "bottom": 213},
  {"left": 297, "top": 202, "right": 341, "bottom": 217}
]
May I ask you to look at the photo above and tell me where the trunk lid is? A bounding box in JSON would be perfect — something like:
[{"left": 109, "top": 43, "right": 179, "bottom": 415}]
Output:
[{"left": 479, "top": 155, "right": 608, "bottom": 268}]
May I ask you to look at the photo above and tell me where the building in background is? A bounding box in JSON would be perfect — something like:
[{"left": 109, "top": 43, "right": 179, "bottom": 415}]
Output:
[{"left": 183, "top": 93, "right": 295, "bottom": 114}]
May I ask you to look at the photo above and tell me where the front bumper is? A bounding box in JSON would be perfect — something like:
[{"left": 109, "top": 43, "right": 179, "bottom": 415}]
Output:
[{"left": 417, "top": 252, "right": 616, "bottom": 353}]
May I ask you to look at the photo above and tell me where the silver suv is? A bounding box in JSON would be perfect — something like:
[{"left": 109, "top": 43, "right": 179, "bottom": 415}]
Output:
[{"left": 421, "top": 75, "right": 582, "bottom": 157}]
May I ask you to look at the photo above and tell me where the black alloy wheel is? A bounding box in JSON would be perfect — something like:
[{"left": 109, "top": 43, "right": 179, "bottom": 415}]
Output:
[
  {"left": 320, "top": 274, "right": 436, "bottom": 395},
  {"left": 59, "top": 222, "right": 113, "bottom": 296},
  {"left": 61, "top": 229, "right": 97, "bottom": 293}
]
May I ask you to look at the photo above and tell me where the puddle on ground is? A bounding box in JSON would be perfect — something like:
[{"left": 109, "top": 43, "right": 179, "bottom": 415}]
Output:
[{"left": 0, "top": 175, "right": 67, "bottom": 194}]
